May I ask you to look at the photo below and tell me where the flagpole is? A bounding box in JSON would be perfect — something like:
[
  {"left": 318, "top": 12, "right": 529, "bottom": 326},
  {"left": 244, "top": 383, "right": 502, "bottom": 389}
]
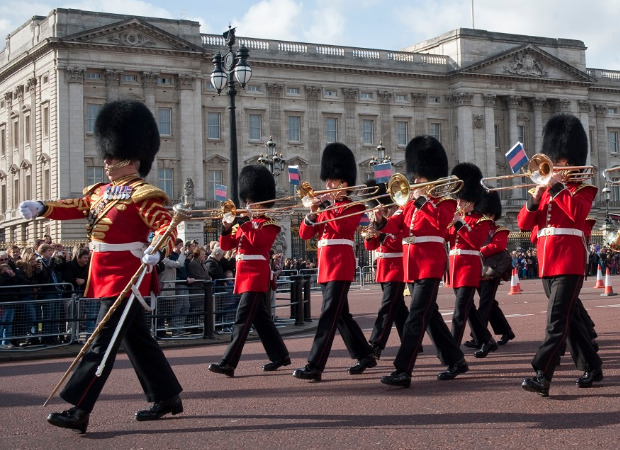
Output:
[{"left": 471, "top": 0, "right": 475, "bottom": 28}]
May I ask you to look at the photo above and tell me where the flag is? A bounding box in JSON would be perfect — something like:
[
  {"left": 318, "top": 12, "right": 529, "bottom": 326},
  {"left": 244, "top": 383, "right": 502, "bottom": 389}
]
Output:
[
  {"left": 505, "top": 142, "right": 529, "bottom": 174},
  {"left": 373, "top": 162, "right": 392, "bottom": 184},
  {"left": 359, "top": 213, "right": 370, "bottom": 227},
  {"left": 288, "top": 165, "right": 300, "bottom": 186},
  {"left": 215, "top": 184, "right": 227, "bottom": 202}
]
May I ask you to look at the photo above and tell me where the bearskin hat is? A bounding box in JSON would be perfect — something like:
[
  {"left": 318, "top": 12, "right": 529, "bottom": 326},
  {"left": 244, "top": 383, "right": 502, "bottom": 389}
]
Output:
[
  {"left": 94, "top": 100, "right": 160, "bottom": 177},
  {"left": 478, "top": 190, "right": 502, "bottom": 220},
  {"left": 363, "top": 179, "right": 390, "bottom": 209},
  {"left": 238, "top": 164, "right": 276, "bottom": 208},
  {"left": 320, "top": 143, "right": 357, "bottom": 187},
  {"left": 405, "top": 135, "right": 448, "bottom": 181},
  {"left": 451, "top": 162, "right": 484, "bottom": 203},
  {"left": 542, "top": 113, "right": 588, "bottom": 167}
]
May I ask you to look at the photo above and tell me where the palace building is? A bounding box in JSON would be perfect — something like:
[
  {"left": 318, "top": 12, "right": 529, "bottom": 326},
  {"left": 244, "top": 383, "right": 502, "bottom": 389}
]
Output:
[{"left": 2, "top": 8, "right": 620, "bottom": 256}]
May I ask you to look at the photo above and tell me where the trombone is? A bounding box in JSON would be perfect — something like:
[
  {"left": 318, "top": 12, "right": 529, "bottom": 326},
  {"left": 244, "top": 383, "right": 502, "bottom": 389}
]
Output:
[
  {"left": 190, "top": 199, "right": 293, "bottom": 223},
  {"left": 480, "top": 153, "right": 595, "bottom": 191},
  {"left": 310, "top": 173, "right": 463, "bottom": 225},
  {"left": 602, "top": 165, "right": 620, "bottom": 184}
]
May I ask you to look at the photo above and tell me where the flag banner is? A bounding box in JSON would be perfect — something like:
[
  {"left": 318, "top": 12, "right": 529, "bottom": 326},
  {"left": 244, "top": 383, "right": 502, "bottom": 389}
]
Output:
[
  {"left": 359, "top": 213, "right": 370, "bottom": 227},
  {"left": 505, "top": 142, "right": 529, "bottom": 174},
  {"left": 288, "top": 165, "right": 301, "bottom": 186},
  {"left": 215, "top": 184, "right": 227, "bottom": 202},
  {"left": 373, "top": 162, "right": 392, "bottom": 184}
]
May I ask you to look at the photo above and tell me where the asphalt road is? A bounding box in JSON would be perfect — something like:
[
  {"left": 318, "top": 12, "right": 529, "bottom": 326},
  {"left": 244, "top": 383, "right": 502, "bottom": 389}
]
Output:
[{"left": 1, "top": 278, "right": 619, "bottom": 449}]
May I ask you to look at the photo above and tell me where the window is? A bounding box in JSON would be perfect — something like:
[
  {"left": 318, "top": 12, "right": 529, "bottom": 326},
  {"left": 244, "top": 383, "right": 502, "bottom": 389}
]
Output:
[
  {"left": 86, "top": 104, "right": 102, "bottom": 134},
  {"left": 24, "top": 115, "right": 30, "bottom": 146},
  {"left": 429, "top": 123, "right": 441, "bottom": 141},
  {"left": 42, "top": 75, "right": 48, "bottom": 84},
  {"left": 157, "top": 108, "right": 172, "bottom": 136},
  {"left": 87, "top": 166, "right": 105, "bottom": 186},
  {"left": 247, "top": 85, "right": 261, "bottom": 93},
  {"left": 42, "top": 105, "right": 49, "bottom": 138},
  {"left": 360, "top": 92, "right": 373, "bottom": 100},
  {"left": 207, "top": 170, "right": 223, "bottom": 202},
  {"left": 1, "top": 184, "right": 5, "bottom": 213},
  {"left": 207, "top": 112, "right": 221, "bottom": 140},
  {"left": 42, "top": 167, "right": 50, "bottom": 200},
  {"left": 324, "top": 89, "right": 337, "bottom": 98},
  {"left": 287, "top": 87, "right": 300, "bottom": 95},
  {"left": 428, "top": 96, "right": 440, "bottom": 104},
  {"left": 25, "top": 174, "right": 31, "bottom": 201},
  {"left": 517, "top": 125, "right": 525, "bottom": 145},
  {"left": 494, "top": 124, "right": 500, "bottom": 150},
  {"left": 85, "top": 73, "right": 102, "bottom": 80},
  {"left": 326, "top": 118, "right": 338, "bottom": 143},
  {"left": 205, "top": 80, "right": 216, "bottom": 91},
  {"left": 13, "top": 177, "right": 19, "bottom": 205},
  {"left": 122, "top": 74, "right": 138, "bottom": 82},
  {"left": 396, "top": 121, "right": 408, "bottom": 146},
  {"left": 249, "top": 114, "right": 262, "bottom": 140},
  {"left": 288, "top": 116, "right": 301, "bottom": 142},
  {"left": 12, "top": 119, "right": 19, "bottom": 149},
  {"left": 609, "top": 107, "right": 618, "bottom": 115},
  {"left": 362, "top": 119, "right": 374, "bottom": 145},
  {"left": 0, "top": 126, "right": 5, "bottom": 155},
  {"left": 609, "top": 131, "right": 619, "bottom": 154},
  {"left": 158, "top": 168, "right": 174, "bottom": 198},
  {"left": 395, "top": 94, "right": 407, "bottom": 102},
  {"left": 158, "top": 77, "right": 173, "bottom": 86}
]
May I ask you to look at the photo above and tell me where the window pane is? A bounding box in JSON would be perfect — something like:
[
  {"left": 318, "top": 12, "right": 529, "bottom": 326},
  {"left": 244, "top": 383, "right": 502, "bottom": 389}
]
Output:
[
  {"left": 326, "top": 118, "right": 338, "bottom": 143},
  {"left": 86, "top": 104, "right": 101, "bottom": 133},
  {"left": 207, "top": 112, "right": 221, "bottom": 139},
  {"left": 430, "top": 123, "right": 441, "bottom": 141},
  {"left": 87, "top": 166, "right": 105, "bottom": 186},
  {"left": 157, "top": 108, "right": 172, "bottom": 136},
  {"left": 207, "top": 170, "right": 223, "bottom": 201},
  {"left": 158, "top": 168, "right": 174, "bottom": 198},
  {"left": 396, "top": 121, "right": 408, "bottom": 146},
  {"left": 362, "top": 119, "right": 373, "bottom": 144},
  {"left": 249, "top": 114, "right": 262, "bottom": 140},
  {"left": 288, "top": 116, "right": 301, "bottom": 142},
  {"left": 609, "top": 131, "right": 618, "bottom": 153}
]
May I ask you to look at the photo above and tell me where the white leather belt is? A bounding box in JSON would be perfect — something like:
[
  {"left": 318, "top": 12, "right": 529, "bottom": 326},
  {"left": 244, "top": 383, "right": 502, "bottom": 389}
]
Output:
[
  {"left": 537, "top": 227, "right": 584, "bottom": 238},
  {"left": 376, "top": 252, "right": 403, "bottom": 258},
  {"left": 449, "top": 249, "right": 481, "bottom": 256},
  {"left": 317, "top": 239, "right": 354, "bottom": 248},
  {"left": 236, "top": 254, "right": 266, "bottom": 261},
  {"left": 89, "top": 241, "right": 145, "bottom": 252},
  {"left": 402, "top": 236, "right": 445, "bottom": 245}
]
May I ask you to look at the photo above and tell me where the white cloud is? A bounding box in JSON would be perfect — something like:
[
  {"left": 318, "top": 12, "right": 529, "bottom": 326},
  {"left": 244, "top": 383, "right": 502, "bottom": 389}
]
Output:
[{"left": 233, "top": 0, "right": 304, "bottom": 41}]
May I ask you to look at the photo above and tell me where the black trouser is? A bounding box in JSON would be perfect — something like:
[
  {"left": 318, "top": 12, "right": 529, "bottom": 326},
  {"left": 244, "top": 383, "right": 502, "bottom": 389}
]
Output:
[
  {"left": 308, "top": 281, "right": 373, "bottom": 371},
  {"left": 61, "top": 298, "right": 182, "bottom": 413},
  {"left": 222, "top": 291, "right": 289, "bottom": 367},
  {"left": 474, "top": 278, "right": 512, "bottom": 337},
  {"left": 452, "top": 286, "right": 492, "bottom": 346},
  {"left": 532, "top": 275, "right": 601, "bottom": 380},
  {"left": 394, "top": 279, "right": 464, "bottom": 374},
  {"left": 369, "top": 281, "right": 408, "bottom": 350}
]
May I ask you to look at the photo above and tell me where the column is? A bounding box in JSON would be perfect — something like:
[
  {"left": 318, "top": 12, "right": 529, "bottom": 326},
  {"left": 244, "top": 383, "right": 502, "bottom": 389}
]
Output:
[
  {"left": 594, "top": 104, "right": 608, "bottom": 182},
  {"left": 266, "top": 83, "right": 283, "bottom": 144},
  {"left": 176, "top": 74, "right": 203, "bottom": 202},
  {"left": 341, "top": 88, "right": 359, "bottom": 150},
  {"left": 483, "top": 94, "right": 496, "bottom": 178},
  {"left": 142, "top": 72, "right": 158, "bottom": 112},
  {"left": 578, "top": 100, "right": 592, "bottom": 165},
  {"left": 377, "top": 90, "right": 393, "bottom": 150},
  {"left": 62, "top": 67, "right": 85, "bottom": 198},
  {"left": 305, "top": 86, "right": 322, "bottom": 184},
  {"left": 532, "top": 97, "right": 545, "bottom": 154},
  {"left": 411, "top": 93, "right": 427, "bottom": 136},
  {"left": 506, "top": 95, "right": 521, "bottom": 197},
  {"left": 104, "top": 69, "right": 120, "bottom": 101},
  {"left": 452, "top": 91, "right": 474, "bottom": 165}
]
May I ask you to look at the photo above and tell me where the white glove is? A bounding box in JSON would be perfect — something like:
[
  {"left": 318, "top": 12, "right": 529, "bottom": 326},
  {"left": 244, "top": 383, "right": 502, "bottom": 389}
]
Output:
[
  {"left": 20, "top": 201, "right": 44, "bottom": 220},
  {"left": 142, "top": 246, "right": 161, "bottom": 266}
]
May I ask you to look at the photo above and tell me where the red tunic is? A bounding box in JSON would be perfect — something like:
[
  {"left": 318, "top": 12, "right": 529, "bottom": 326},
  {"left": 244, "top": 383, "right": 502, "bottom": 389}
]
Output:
[
  {"left": 220, "top": 216, "right": 280, "bottom": 294},
  {"left": 517, "top": 182, "right": 596, "bottom": 277},
  {"left": 447, "top": 211, "right": 492, "bottom": 288},
  {"left": 381, "top": 197, "right": 455, "bottom": 282},
  {"left": 41, "top": 175, "right": 175, "bottom": 298},
  {"left": 364, "top": 229, "right": 404, "bottom": 283},
  {"left": 299, "top": 198, "right": 363, "bottom": 283},
  {"left": 480, "top": 224, "right": 510, "bottom": 281}
]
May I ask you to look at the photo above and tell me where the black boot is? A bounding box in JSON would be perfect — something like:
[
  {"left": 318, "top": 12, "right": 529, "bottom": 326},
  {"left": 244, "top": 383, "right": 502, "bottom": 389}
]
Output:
[
  {"left": 521, "top": 370, "right": 550, "bottom": 397},
  {"left": 135, "top": 395, "right": 183, "bottom": 421},
  {"left": 47, "top": 407, "right": 90, "bottom": 434}
]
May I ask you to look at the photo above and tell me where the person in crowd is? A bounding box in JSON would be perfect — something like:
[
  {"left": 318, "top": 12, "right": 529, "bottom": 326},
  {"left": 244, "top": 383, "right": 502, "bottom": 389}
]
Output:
[
  {"left": 19, "top": 100, "right": 183, "bottom": 433},
  {"left": 206, "top": 244, "right": 226, "bottom": 282},
  {"left": 208, "top": 164, "right": 290, "bottom": 377},
  {"left": 362, "top": 179, "right": 408, "bottom": 359},
  {"left": 518, "top": 113, "right": 602, "bottom": 397},
  {"left": 446, "top": 163, "right": 497, "bottom": 358},
  {"left": 293, "top": 143, "right": 375, "bottom": 382},
  {"left": 7, "top": 245, "right": 20, "bottom": 270},
  {"left": 14, "top": 249, "right": 41, "bottom": 345},
  {"left": 62, "top": 248, "right": 92, "bottom": 335},
  {"left": 35, "top": 243, "right": 66, "bottom": 344},
  {"left": 186, "top": 246, "right": 210, "bottom": 324},
  {"left": 374, "top": 136, "right": 468, "bottom": 388},
  {"left": 0, "top": 262, "right": 18, "bottom": 348},
  {"left": 464, "top": 190, "right": 515, "bottom": 349},
  {"left": 162, "top": 238, "right": 190, "bottom": 336}
]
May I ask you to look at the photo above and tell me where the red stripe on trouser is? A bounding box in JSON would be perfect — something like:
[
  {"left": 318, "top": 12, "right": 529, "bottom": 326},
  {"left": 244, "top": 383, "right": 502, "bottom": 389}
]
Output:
[
  {"left": 315, "top": 283, "right": 348, "bottom": 368},
  {"left": 375, "top": 283, "right": 400, "bottom": 344},
  {"left": 541, "top": 284, "right": 579, "bottom": 375},
  {"left": 404, "top": 281, "right": 438, "bottom": 370},
  {"left": 228, "top": 292, "right": 260, "bottom": 364}
]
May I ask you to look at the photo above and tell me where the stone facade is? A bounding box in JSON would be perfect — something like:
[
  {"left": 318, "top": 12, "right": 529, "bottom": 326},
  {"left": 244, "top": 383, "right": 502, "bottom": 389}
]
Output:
[{"left": 2, "top": 8, "right": 620, "bottom": 248}]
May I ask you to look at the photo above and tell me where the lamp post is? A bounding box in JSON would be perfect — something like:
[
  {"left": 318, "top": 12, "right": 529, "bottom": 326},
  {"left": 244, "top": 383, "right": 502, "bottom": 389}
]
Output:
[
  {"left": 258, "top": 136, "right": 286, "bottom": 180},
  {"left": 603, "top": 184, "right": 612, "bottom": 231},
  {"left": 210, "top": 26, "right": 252, "bottom": 207},
  {"left": 368, "top": 141, "right": 391, "bottom": 166}
]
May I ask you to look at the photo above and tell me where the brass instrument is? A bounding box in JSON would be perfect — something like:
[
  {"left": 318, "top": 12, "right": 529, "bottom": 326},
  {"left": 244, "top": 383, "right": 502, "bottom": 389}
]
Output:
[
  {"left": 602, "top": 165, "right": 620, "bottom": 184},
  {"left": 605, "top": 229, "right": 620, "bottom": 251},
  {"left": 297, "top": 181, "right": 380, "bottom": 208},
  {"left": 481, "top": 153, "right": 595, "bottom": 191},
  {"left": 191, "top": 199, "right": 291, "bottom": 223}
]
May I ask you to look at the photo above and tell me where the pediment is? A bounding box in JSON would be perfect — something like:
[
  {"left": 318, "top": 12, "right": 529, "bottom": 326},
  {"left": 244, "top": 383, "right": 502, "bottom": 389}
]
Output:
[
  {"left": 285, "top": 156, "right": 309, "bottom": 166},
  {"left": 456, "top": 44, "right": 592, "bottom": 83},
  {"left": 61, "top": 18, "right": 204, "bottom": 53},
  {"left": 204, "top": 154, "right": 229, "bottom": 165}
]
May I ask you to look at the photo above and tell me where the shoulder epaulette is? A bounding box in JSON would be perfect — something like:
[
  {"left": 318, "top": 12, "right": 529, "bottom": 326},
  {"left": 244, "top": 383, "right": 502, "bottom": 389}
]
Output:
[
  {"left": 83, "top": 183, "right": 105, "bottom": 196},
  {"left": 573, "top": 183, "right": 597, "bottom": 194},
  {"left": 436, "top": 196, "right": 456, "bottom": 205},
  {"left": 132, "top": 182, "right": 170, "bottom": 205},
  {"left": 261, "top": 219, "right": 280, "bottom": 227},
  {"left": 477, "top": 215, "right": 493, "bottom": 223},
  {"left": 495, "top": 226, "right": 510, "bottom": 233}
]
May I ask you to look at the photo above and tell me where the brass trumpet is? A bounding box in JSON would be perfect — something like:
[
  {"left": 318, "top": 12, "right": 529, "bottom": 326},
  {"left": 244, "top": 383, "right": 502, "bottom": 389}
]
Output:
[{"left": 481, "top": 153, "right": 595, "bottom": 191}]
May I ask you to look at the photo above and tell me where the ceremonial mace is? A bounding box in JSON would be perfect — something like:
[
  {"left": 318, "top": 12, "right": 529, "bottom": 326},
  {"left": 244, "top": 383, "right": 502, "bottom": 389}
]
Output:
[{"left": 43, "top": 200, "right": 193, "bottom": 406}]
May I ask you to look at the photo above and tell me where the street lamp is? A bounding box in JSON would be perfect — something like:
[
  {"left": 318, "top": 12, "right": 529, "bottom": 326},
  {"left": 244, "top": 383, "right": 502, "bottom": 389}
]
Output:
[
  {"left": 258, "top": 136, "right": 286, "bottom": 179},
  {"left": 368, "top": 141, "right": 391, "bottom": 166},
  {"left": 210, "top": 26, "right": 252, "bottom": 207},
  {"left": 603, "top": 184, "right": 612, "bottom": 229}
]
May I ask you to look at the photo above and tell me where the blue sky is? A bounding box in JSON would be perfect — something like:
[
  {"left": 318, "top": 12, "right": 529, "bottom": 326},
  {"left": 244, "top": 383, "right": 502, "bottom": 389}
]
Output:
[{"left": 2, "top": 0, "right": 619, "bottom": 70}]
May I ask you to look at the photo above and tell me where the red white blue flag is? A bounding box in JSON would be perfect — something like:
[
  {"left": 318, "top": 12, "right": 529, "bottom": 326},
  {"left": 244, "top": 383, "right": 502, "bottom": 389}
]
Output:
[
  {"left": 288, "top": 165, "right": 301, "bottom": 186},
  {"left": 359, "top": 213, "right": 370, "bottom": 227},
  {"left": 373, "top": 162, "right": 392, "bottom": 184},
  {"left": 215, "top": 184, "right": 227, "bottom": 202},
  {"left": 505, "top": 142, "right": 529, "bottom": 174}
]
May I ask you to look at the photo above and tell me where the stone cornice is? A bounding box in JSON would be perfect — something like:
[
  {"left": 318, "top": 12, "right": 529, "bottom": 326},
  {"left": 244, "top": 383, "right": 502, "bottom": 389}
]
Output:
[
  {"left": 104, "top": 69, "right": 121, "bottom": 86},
  {"left": 377, "top": 91, "right": 393, "bottom": 104},
  {"left": 483, "top": 94, "right": 496, "bottom": 107},
  {"left": 66, "top": 67, "right": 85, "bottom": 84},
  {"left": 341, "top": 88, "right": 359, "bottom": 101},
  {"left": 142, "top": 72, "right": 159, "bottom": 88},
  {"left": 411, "top": 92, "right": 427, "bottom": 106},
  {"left": 266, "top": 83, "right": 284, "bottom": 98},
  {"left": 447, "top": 91, "right": 473, "bottom": 106},
  {"left": 578, "top": 100, "right": 591, "bottom": 113},
  {"left": 176, "top": 74, "right": 197, "bottom": 90},
  {"left": 304, "top": 85, "right": 321, "bottom": 100}
]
